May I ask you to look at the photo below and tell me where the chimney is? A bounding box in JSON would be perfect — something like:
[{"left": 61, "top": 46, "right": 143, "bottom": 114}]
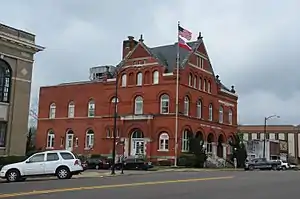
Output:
[{"left": 122, "top": 36, "right": 138, "bottom": 59}]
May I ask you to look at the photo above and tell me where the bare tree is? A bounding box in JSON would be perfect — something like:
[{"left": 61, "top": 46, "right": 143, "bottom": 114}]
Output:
[{"left": 28, "top": 96, "right": 39, "bottom": 128}]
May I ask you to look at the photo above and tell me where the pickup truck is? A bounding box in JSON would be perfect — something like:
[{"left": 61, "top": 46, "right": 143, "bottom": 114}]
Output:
[{"left": 244, "top": 158, "right": 281, "bottom": 171}]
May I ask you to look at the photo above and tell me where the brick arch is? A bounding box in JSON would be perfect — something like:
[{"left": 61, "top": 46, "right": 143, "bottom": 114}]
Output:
[
  {"left": 156, "top": 90, "right": 172, "bottom": 101},
  {"left": 194, "top": 127, "right": 205, "bottom": 139},
  {"left": 206, "top": 129, "right": 217, "bottom": 142},
  {"left": 217, "top": 131, "right": 227, "bottom": 143},
  {"left": 180, "top": 125, "right": 193, "bottom": 134},
  {"left": 183, "top": 92, "right": 192, "bottom": 102},
  {"left": 155, "top": 126, "right": 172, "bottom": 138},
  {"left": 124, "top": 123, "right": 148, "bottom": 138},
  {"left": 130, "top": 92, "right": 144, "bottom": 103}
]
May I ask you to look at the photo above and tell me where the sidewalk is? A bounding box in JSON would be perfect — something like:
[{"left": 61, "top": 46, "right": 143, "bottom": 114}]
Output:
[{"left": 75, "top": 167, "right": 244, "bottom": 178}]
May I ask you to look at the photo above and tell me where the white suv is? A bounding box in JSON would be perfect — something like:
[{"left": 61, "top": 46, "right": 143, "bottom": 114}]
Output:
[{"left": 0, "top": 150, "right": 83, "bottom": 182}]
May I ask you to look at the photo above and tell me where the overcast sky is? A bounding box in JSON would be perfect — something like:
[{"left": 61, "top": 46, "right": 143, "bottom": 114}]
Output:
[{"left": 1, "top": 0, "right": 299, "bottom": 125}]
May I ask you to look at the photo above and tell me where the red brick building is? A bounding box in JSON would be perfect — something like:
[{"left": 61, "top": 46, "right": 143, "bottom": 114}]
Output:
[{"left": 36, "top": 33, "right": 238, "bottom": 162}]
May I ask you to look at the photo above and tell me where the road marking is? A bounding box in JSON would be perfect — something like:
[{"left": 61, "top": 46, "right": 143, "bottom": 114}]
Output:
[{"left": 0, "top": 176, "right": 234, "bottom": 198}]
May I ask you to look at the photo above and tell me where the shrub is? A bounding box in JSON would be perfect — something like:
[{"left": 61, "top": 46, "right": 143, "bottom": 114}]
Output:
[
  {"left": 158, "top": 160, "right": 172, "bottom": 166},
  {"left": 178, "top": 154, "right": 196, "bottom": 167}
]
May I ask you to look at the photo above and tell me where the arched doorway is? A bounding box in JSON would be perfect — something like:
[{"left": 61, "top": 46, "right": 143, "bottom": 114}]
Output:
[
  {"left": 227, "top": 136, "right": 234, "bottom": 155},
  {"left": 65, "top": 130, "right": 74, "bottom": 151},
  {"left": 195, "top": 131, "right": 204, "bottom": 145},
  {"left": 207, "top": 133, "right": 214, "bottom": 154},
  {"left": 217, "top": 134, "right": 225, "bottom": 157},
  {"left": 130, "top": 129, "right": 144, "bottom": 156}
]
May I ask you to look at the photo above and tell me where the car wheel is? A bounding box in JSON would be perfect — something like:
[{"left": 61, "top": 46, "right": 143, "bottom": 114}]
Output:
[
  {"left": 282, "top": 166, "right": 287, "bottom": 171},
  {"left": 272, "top": 165, "right": 277, "bottom": 170},
  {"left": 95, "top": 165, "right": 100, "bottom": 170},
  {"left": 248, "top": 165, "right": 254, "bottom": 171},
  {"left": 56, "top": 167, "right": 71, "bottom": 180},
  {"left": 6, "top": 169, "right": 20, "bottom": 183}
]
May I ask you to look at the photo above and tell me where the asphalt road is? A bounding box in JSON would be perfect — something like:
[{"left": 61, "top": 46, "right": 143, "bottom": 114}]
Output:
[{"left": 0, "top": 170, "right": 299, "bottom": 199}]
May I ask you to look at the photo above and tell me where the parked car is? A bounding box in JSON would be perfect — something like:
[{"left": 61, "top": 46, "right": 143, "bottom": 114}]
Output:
[
  {"left": 244, "top": 158, "right": 281, "bottom": 171},
  {"left": 276, "top": 160, "right": 289, "bottom": 170},
  {"left": 114, "top": 157, "right": 153, "bottom": 171},
  {"left": 0, "top": 150, "right": 84, "bottom": 182},
  {"left": 85, "top": 156, "right": 111, "bottom": 170}
]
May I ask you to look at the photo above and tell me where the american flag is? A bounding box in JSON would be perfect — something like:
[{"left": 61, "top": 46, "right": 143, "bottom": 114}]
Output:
[{"left": 178, "top": 25, "right": 192, "bottom": 41}]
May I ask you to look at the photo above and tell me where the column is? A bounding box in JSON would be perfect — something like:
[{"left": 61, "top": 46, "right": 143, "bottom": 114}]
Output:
[
  {"left": 124, "top": 138, "right": 129, "bottom": 157},
  {"left": 212, "top": 142, "right": 217, "bottom": 157},
  {"left": 222, "top": 143, "right": 227, "bottom": 159}
]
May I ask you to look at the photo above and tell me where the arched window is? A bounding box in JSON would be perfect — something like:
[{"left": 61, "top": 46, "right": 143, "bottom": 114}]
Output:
[
  {"left": 188, "top": 73, "right": 192, "bottom": 86},
  {"left": 208, "top": 80, "right": 211, "bottom": 93},
  {"left": 68, "top": 101, "right": 75, "bottom": 118},
  {"left": 106, "top": 129, "right": 111, "bottom": 138},
  {"left": 196, "top": 100, "right": 202, "bottom": 119},
  {"left": 199, "top": 77, "right": 202, "bottom": 90},
  {"left": 136, "top": 72, "right": 143, "bottom": 86},
  {"left": 153, "top": 71, "right": 159, "bottom": 84},
  {"left": 184, "top": 96, "right": 189, "bottom": 116},
  {"left": 228, "top": 109, "right": 233, "bottom": 125},
  {"left": 208, "top": 103, "right": 213, "bottom": 121},
  {"left": 203, "top": 79, "right": 207, "bottom": 91},
  {"left": 46, "top": 130, "right": 55, "bottom": 148},
  {"left": 121, "top": 74, "right": 127, "bottom": 87},
  {"left": 111, "top": 97, "right": 119, "bottom": 113},
  {"left": 160, "top": 94, "right": 169, "bottom": 114},
  {"left": 85, "top": 129, "right": 94, "bottom": 149},
  {"left": 182, "top": 130, "right": 190, "bottom": 152},
  {"left": 88, "top": 99, "right": 95, "bottom": 117},
  {"left": 159, "top": 132, "right": 169, "bottom": 151},
  {"left": 219, "top": 106, "right": 223, "bottom": 123},
  {"left": 49, "top": 103, "right": 56, "bottom": 119},
  {"left": 193, "top": 76, "right": 197, "bottom": 88},
  {"left": 134, "top": 96, "right": 143, "bottom": 114},
  {"left": 0, "top": 59, "right": 11, "bottom": 103}
]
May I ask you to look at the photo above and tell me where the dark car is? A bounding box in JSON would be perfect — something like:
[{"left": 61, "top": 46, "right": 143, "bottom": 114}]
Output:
[
  {"left": 86, "top": 156, "right": 111, "bottom": 170},
  {"left": 244, "top": 158, "right": 281, "bottom": 171},
  {"left": 114, "top": 157, "right": 153, "bottom": 171}
]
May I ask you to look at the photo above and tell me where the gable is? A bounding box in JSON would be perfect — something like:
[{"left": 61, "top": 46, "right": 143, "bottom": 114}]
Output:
[
  {"left": 196, "top": 42, "right": 208, "bottom": 57},
  {"left": 126, "top": 43, "right": 152, "bottom": 60}
]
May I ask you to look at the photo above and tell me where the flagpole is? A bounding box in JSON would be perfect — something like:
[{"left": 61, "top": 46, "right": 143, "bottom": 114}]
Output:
[{"left": 174, "top": 21, "right": 180, "bottom": 167}]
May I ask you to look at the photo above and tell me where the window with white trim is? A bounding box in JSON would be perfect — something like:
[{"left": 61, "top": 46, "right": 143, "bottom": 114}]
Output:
[
  {"left": 106, "top": 129, "right": 111, "bottom": 138},
  {"left": 208, "top": 103, "right": 213, "bottom": 121},
  {"left": 68, "top": 101, "right": 75, "bottom": 118},
  {"left": 193, "top": 76, "right": 197, "bottom": 88},
  {"left": 228, "top": 109, "right": 233, "bottom": 125},
  {"left": 88, "top": 99, "right": 95, "bottom": 117},
  {"left": 159, "top": 132, "right": 169, "bottom": 151},
  {"left": 184, "top": 96, "right": 189, "bottom": 116},
  {"left": 196, "top": 56, "right": 204, "bottom": 68},
  {"left": 121, "top": 74, "right": 127, "bottom": 87},
  {"left": 208, "top": 81, "right": 211, "bottom": 93},
  {"left": 182, "top": 130, "right": 190, "bottom": 152},
  {"left": 203, "top": 79, "right": 207, "bottom": 91},
  {"left": 153, "top": 71, "right": 159, "bottom": 84},
  {"left": 136, "top": 72, "right": 142, "bottom": 86},
  {"left": 196, "top": 100, "right": 202, "bottom": 119},
  {"left": 49, "top": 103, "right": 56, "bottom": 119},
  {"left": 85, "top": 130, "right": 94, "bottom": 149},
  {"left": 219, "top": 106, "right": 223, "bottom": 123},
  {"left": 47, "top": 131, "right": 55, "bottom": 148},
  {"left": 188, "top": 73, "right": 192, "bottom": 86},
  {"left": 199, "top": 77, "right": 202, "bottom": 90},
  {"left": 134, "top": 96, "right": 143, "bottom": 114},
  {"left": 160, "top": 94, "right": 169, "bottom": 114}
]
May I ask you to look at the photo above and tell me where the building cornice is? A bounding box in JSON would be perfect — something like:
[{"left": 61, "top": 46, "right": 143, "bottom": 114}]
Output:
[{"left": 0, "top": 33, "right": 45, "bottom": 53}]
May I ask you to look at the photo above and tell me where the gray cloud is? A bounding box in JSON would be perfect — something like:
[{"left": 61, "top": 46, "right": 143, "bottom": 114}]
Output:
[{"left": 1, "top": 0, "right": 300, "bottom": 125}]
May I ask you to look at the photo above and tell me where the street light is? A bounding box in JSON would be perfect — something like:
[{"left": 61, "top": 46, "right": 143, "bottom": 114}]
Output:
[
  {"left": 110, "top": 66, "right": 119, "bottom": 175},
  {"left": 263, "top": 115, "right": 280, "bottom": 158}
]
